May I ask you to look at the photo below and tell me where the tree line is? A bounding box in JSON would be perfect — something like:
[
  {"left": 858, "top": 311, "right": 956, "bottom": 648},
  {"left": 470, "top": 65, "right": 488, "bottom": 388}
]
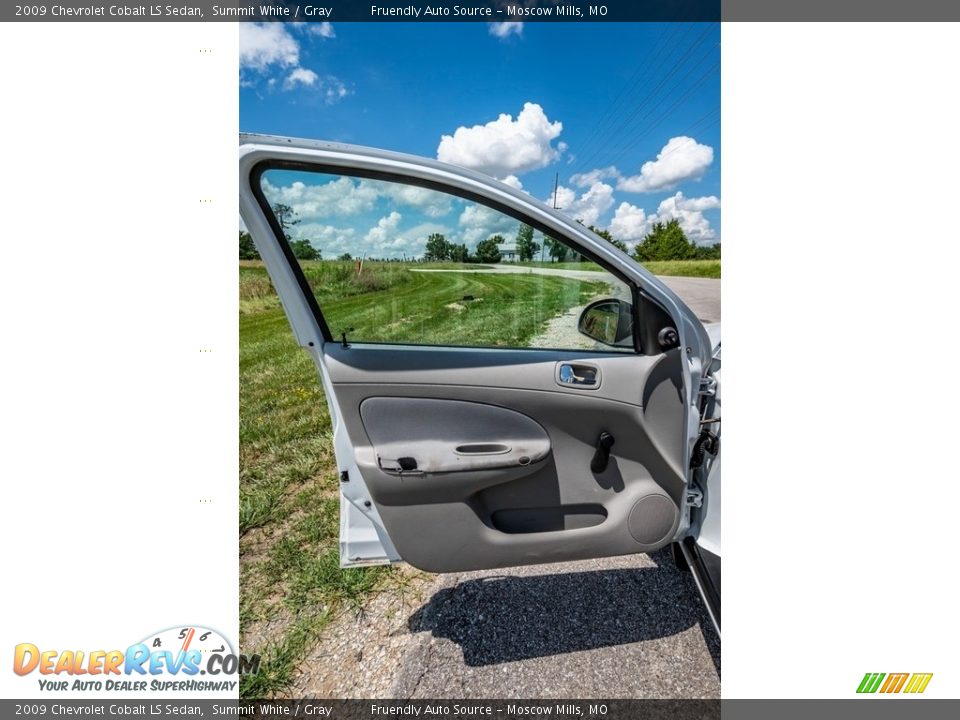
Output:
[
  {"left": 240, "top": 204, "right": 720, "bottom": 264},
  {"left": 591, "top": 219, "right": 721, "bottom": 262},
  {"left": 423, "top": 223, "right": 545, "bottom": 264},
  {"left": 240, "top": 203, "right": 321, "bottom": 261}
]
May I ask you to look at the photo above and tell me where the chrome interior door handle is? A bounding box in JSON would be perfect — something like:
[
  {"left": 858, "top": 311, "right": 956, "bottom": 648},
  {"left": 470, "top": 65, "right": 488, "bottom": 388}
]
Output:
[{"left": 558, "top": 363, "right": 598, "bottom": 387}]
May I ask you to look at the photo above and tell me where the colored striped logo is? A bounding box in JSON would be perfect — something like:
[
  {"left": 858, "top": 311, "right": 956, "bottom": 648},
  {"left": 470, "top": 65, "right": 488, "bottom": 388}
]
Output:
[{"left": 857, "top": 672, "right": 933, "bottom": 694}]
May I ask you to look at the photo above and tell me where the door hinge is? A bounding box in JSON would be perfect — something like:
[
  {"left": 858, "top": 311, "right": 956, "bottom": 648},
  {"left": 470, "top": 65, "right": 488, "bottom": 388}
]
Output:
[
  {"left": 699, "top": 375, "right": 717, "bottom": 398},
  {"left": 686, "top": 485, "right": 703, "bottom": 508}
]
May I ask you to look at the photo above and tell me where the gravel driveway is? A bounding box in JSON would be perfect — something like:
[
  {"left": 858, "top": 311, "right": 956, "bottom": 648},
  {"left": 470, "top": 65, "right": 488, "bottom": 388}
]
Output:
[
  {"left": 290, "top": 550, "right": 718, "bottom": 699},
  {"left": 392, "top": 551, "right": 719, "bottom": 698}
]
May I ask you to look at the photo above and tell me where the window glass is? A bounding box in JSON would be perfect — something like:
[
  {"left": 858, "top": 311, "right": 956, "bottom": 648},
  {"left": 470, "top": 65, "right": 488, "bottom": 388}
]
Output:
[{"left": 257, "top": 169, "right": 635, "bottom": 352}]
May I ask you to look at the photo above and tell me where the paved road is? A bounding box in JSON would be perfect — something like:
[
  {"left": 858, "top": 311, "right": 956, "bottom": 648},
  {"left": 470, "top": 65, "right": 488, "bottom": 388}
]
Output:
[
  {"left": 290, "top": 274, "right": 721, "bottom": 699},
  {"left": 655, "top": 276, "right": 720, "bottom": 324}
]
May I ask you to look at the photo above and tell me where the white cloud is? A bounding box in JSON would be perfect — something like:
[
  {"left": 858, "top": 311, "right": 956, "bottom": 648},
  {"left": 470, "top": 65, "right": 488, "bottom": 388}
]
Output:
[
  {"left": 282, "top": 69, "right": 348, "bottom": 103},
  {"left": 262, "top": 177, "right": 379, "bottom": 220},
  {"left": 375, "top": 181, "right": 453, "bottom": 218},
  {"left": 364, "top": 212, "right": 403, "bottom": 248},
  {"left": 570, "top": 166, "right": 620, "bottom": 188},
  {"left": 392, "top": 222, "right": 450, "bottom": 255},
  {"left": 617, "top": 136, "right": 714, "bottom": 193},
  {"left": 671, "top": 194, "right": 721, "bottom": 212},
  {"left": 240, "top": 22, "right": 346, "bottom": 102},
  {"left": 293, "top": 218, "right": 456, "bottom": 260},
  {"left": 551, "top": 182, "right": 615, "bottom": 228},
  {"left": 240, "top": 23, "right": 299, "bottom": 71},
  {"left": 290, "top": 21, "right": 336, "bottom": 39},
  {"left": 291, "top": 223, "right": 357, "bottom": 257},
  {"left": 310, "top": 22, "right": 335, "bottom": 38},
  {"left": 322, "top": 76, "right": 349, "bottom": 104},
  {"left": 284, "top": 67, "right": 318, "bottom": 88},
  {"left": 488, "top": 22, "right": 523, "bottom": 39},
  {"left": 609, "top": 202, "right": 652, "bottom": 242},
  {"left": 458, "top": 202, "right": 518, "bottom": 247},
  {"left": 501, "top": 174, "right": 524, "bottom": 190},
  {"left": 653, "top": 192, "right": 720, "bottom": 243},
  {"left": 437, "top": 102, "right": 564, "bottom": 178},
  {"left": 608, "top": 192, "right": 720, "bottom": 246},
  {"left": 358, "top": 214, "right": 452, "bottom": 258}
]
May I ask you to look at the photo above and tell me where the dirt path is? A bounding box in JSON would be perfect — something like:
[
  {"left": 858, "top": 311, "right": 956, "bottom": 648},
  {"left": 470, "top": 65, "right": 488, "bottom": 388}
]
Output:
[{"left": 526, "top": 304, "right": 597, "bottom": 350}]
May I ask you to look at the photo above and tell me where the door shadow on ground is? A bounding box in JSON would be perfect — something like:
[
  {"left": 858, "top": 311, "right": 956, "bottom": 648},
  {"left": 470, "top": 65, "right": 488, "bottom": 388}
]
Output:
[{"left": 407, "top": 549, "right": 720, "bottom": 675}]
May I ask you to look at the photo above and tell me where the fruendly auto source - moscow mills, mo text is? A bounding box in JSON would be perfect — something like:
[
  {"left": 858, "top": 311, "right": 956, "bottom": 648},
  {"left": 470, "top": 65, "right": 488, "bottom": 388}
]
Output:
[{"left": 370, "top": 4, "right": 596, "bottom": 17}]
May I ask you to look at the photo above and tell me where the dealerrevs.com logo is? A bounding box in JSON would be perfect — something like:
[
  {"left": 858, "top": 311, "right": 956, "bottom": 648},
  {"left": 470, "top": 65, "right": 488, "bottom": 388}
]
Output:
[
  {"left": 857, "top": 672, "right": 933, "bottom": 694},
  {"left": 13, "top": 626, "right": 260, "bottom": 693}
]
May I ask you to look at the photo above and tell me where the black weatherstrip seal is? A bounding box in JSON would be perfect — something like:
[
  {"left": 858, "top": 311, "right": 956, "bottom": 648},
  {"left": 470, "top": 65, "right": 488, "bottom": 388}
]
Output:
[{"left": 683, "top": 536, "right": 721, "bottom": 632}]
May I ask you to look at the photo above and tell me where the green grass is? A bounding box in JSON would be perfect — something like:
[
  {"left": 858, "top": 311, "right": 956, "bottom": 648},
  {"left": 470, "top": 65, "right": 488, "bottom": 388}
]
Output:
[
  {"left": 239, "top": 261, "right": 604, "bottom": 697},
  {"left": 415, "top": 262, "right": 492, "bottom": 270},
  {"left": 641, "top": 259, "right": 720, "bottom": 278},
  {"left": 515, "top": 258, "right": 721, "bottom": 278},
  {"left": 241, "top": 263, "right": 605, "bottom": 348}
]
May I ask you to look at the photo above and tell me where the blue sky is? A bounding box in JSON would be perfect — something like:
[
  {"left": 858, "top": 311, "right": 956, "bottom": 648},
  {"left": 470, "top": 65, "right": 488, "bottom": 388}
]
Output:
[{"left": 241, "top": 22, "right": 720, "bottom": 256}]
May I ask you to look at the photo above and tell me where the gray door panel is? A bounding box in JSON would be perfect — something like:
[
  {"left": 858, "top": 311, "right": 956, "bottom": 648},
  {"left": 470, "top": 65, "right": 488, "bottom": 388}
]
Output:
[
  {"left": 360, "top": 397, "right": 552, "bottom": 475},
  {"left": 323, "top": 344, "right": 652, "bottom": 406},
  {"left": 325, "top": 343, "right": 686, "bottom": 572}
]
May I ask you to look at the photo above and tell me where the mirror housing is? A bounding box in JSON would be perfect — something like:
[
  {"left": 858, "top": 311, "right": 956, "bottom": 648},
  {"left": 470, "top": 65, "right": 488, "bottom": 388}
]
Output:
[{"left": 577, "top": 298, "right": 634, "bottom": 348}]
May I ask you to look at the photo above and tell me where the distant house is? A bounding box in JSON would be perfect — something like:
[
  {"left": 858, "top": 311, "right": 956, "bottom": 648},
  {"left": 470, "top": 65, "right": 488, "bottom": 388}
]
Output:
[{"left": 499, "top": 241, "right": 518, "bottom": 262}]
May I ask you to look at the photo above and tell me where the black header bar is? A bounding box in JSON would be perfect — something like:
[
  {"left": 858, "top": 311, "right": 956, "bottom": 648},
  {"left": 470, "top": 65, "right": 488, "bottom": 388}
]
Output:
[
  {"left": 8, "top": 1, "right": 719, "bottom": 22},
  {"left": 15, "top": 0, "right": 960, "bottom": 22}
]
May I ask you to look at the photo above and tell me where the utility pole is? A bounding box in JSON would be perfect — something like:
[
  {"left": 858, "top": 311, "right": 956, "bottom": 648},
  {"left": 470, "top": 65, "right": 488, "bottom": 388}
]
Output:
[{"left": 542, "top": 173, "right": 560, "bottom": 264}]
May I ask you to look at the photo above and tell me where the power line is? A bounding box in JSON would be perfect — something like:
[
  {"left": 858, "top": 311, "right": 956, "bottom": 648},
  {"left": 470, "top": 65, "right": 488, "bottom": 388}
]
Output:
[
  {"left": 569, "top": 23, "right": 682, "bottom": 172},
  {"left": 572, "top": 24, "right": 702, "bottom": 175},
  {"left": 570, "top": 23, "right": 719, "bottom": 179},
  {"left": 571, "top": 23, "right": 717, "bottom": 176},
  {"left": 606, "top": 40, "right": 718, "bottom": 156},
  {"left": 620, "top": 106, "right": 720, "bottom": 167},
  {"left": 615, "top": 59, "right": 721, "bottom": 160}
]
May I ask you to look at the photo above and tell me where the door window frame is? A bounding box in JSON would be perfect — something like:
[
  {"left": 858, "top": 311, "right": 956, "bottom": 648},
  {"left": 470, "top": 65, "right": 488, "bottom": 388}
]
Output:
[{"left": 249, "top": 159, "right": 644, "bottom": 354}]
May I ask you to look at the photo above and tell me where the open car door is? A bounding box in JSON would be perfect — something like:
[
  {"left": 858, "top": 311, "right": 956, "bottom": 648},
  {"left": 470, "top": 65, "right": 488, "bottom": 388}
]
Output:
[{"left": 239, "top": 134, "right": 714, "bottom": 577}]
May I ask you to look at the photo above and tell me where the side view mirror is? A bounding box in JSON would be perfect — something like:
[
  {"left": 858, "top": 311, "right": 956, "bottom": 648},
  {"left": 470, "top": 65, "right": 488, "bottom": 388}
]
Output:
[{"left": 577, "top": 298, "right": 634, "bottom": 348}]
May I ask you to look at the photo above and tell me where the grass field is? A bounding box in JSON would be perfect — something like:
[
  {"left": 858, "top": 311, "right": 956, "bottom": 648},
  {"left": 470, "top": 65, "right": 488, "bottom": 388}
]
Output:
[
  {"left": 239, "top": 261, "right": 605, "bottom": 697},
  {"left": 516, "top": 259, "right": 721, "bottom": 278}
]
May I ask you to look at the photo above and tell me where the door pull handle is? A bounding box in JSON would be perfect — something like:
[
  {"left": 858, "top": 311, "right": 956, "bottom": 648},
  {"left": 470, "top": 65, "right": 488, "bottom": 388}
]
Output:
[
  {"left": 378, "top": 456, "right": 423, "bottom": 475},
  {"left": 590, "top": 432, "right": 615, "bottom": 473}
]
